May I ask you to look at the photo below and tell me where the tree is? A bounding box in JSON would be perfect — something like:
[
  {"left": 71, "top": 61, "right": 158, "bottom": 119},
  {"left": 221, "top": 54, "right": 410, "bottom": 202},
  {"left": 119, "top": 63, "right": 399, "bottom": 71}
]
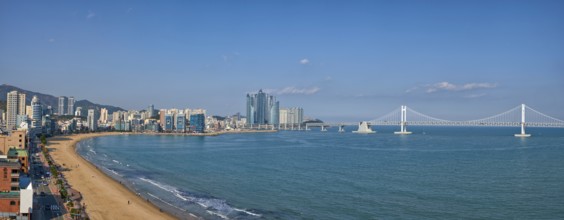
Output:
[{"left": 40, "top": 134, "right": 47, "bottom": 146}]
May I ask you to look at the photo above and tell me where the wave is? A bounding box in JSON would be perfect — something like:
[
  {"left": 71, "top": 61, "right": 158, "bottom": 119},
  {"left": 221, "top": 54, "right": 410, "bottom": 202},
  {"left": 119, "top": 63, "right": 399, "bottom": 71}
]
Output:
[
  {"left": 138, "top": 177, "right": 261, "bottom": 218},
  {"left": 88, "top": 149, "right": 97, "bottom": 154},
  {"left": 207, "top": 210, "right": 228, "bottom": 219},
  {"left": 112, "top": 159, "right": 122, "bottom": 165},
  {"left": 105, "top": 167, "right": 123, "bottom": 177},
  {"left": 147, "top": 192, "right": 187, "bottom": 212},
  {"left": 233, "top": 208, "right": 261, "bottom": 217}
]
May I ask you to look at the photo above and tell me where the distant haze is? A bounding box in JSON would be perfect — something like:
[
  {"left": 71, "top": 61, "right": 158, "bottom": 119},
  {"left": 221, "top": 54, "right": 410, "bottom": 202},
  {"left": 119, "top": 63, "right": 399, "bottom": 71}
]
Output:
[{"left": 1, "top": 1, "right": 563, "bottom": 122}]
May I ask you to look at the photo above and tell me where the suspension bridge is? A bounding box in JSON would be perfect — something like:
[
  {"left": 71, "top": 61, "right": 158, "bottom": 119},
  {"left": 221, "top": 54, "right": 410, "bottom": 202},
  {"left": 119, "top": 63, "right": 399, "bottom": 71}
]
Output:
[{"left": 363, "top": 104, "right": 564, "bottom": 137}]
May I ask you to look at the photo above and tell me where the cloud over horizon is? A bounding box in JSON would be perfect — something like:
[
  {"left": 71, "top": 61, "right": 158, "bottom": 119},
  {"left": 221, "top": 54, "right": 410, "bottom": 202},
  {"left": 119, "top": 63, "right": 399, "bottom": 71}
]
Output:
[
  {"left": 406, "top": 82, "right": 498, "bottom": 94},
  {"left": 299, "top": 58, "right": 310, "bottom": 65},
  {"left": 264, "top": 86, "right": 320, "bottom": 95}
]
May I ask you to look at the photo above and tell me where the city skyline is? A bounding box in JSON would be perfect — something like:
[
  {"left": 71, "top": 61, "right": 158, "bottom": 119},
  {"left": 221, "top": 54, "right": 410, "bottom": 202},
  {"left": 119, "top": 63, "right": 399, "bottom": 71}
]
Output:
[{"left": 1, "top": 1, "right": 564, "bottom": 122}]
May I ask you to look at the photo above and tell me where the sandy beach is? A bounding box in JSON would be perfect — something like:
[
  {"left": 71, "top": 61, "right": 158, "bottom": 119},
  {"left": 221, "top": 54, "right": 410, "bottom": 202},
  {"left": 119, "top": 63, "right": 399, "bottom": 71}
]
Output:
[{"left": 47, "top": 132, "right": 185, "bottom": 220}]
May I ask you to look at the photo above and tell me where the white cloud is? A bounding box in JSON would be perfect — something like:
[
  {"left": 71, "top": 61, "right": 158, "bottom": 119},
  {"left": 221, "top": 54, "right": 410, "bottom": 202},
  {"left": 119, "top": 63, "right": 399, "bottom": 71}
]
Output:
[
  {"left": 87, "top": 11, "right": 96, "bottom": 19},
  {"left": 48, "top": 38, "right": 55, "bottom": 43},
  {"left": 299, "top": 58, "right": 309, "bottom": 65},
  {"left": 424, "top": 82, "right": 497, "bottom": 93},
  {"left": 264, "top": 86, "right": 320, "bottom": 95}
]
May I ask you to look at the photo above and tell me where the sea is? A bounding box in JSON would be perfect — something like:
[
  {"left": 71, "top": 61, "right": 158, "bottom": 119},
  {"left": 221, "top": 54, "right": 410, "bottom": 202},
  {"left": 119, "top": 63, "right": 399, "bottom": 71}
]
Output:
[{"left": 76, "top": 126, "right": 564, "bottom": 219}]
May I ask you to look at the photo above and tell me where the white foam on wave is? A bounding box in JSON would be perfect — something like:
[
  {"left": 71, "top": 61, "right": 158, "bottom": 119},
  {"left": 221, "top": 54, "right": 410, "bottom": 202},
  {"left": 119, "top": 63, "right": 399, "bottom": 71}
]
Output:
[
  {"left": 140, "top": 177, "right": 261, "bottom": 218},
  {"left": 88, "top": 149, "right": 96, "bottom": 154},
  {"left": 105, "top": 168, "right": 123, "bottom": 177},
  {"left": 147, "top": 193, "right": 188, "bottom": 212},
  {"left": 206, "top": 210, "right": 229, "bottom": 219},
  {"left": 233, "top": 208, "right": 261, "bottom": 217},
  {"left": 139, "top": 177, "right": 178, "bottom": 193},
  {"left": 112, "top": 159, "right": 122, "bottom": 165}
]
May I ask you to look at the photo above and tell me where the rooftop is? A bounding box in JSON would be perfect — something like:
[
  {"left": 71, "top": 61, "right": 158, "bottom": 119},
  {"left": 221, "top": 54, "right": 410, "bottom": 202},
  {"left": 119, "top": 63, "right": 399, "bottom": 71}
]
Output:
[
  {"left": 0, "top": 191, "right": 20, "bottom": 199},
  {"left": 7, "top": 148, "right": 28, "bottom": 158},
  {"left": 0, "top": 158, "right": 21, "bottom": 168}
]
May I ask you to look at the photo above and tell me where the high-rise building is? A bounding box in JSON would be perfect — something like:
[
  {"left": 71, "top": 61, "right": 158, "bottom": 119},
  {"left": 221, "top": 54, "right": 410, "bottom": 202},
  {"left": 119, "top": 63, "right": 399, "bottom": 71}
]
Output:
[
  {"left": 58, "top": 96, "right": 67, "bottom": 115},
  {"left": 246, "top": 89, "right": 279, "bottom": 125},
  {"left": 280, "top": 107, "right": 304, "bottom": 125},
  {"left": 190, "top": 114, "right": 205, "bottom": 133},
  {"left": 175, "top": 113, "right": 186, "bottom": 132},
  {"left": 6, "top": 91, "right": 19, "bottom": 131},
  {"left": 75, "top": 107, "right": 82, "bottom": 116},
  {"left": 25, "top": 105, "right": 33, "bottom": 119},
  {"left": 18, "top": 93, "right": 26, "bottom": 116},
  {"left": 68, "top": 96, "right": 75, "bottom": 115},
  {"left": 99, "top": 108, "right": 108, "bottom": 124},
  {"left": 147, "top": 105, "right": 155, "bottom": 118},
  {"left": 87, "top": 109, "right": 97, "bottom": 131},
  {"left": 31, "top": 96, "right": 42, "bottom": 128},
  {"left": 164, "top": 114, "right": 174, "bottom": 131}
]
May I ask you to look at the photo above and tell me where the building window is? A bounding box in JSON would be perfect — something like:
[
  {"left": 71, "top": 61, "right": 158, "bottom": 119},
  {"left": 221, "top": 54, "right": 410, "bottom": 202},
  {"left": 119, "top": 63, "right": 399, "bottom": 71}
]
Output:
[
  {"left": 11, "top": 178, "right": 18, "bottom": 182},
  {"left": 11, "top": 170, "right": 18, "bottom": 174},
  {"left": 11, "top": 187, "right": 18, "bottom": 191},
  {"left": 10, "top": 201, "right": 16, "bottom": 205}
]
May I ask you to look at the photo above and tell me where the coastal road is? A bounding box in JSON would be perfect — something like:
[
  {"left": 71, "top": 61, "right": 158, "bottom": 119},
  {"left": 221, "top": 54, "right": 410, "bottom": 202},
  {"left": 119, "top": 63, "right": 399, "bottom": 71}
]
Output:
[{"left": 31, "top": 144, "right": 65, "bottom": 220}]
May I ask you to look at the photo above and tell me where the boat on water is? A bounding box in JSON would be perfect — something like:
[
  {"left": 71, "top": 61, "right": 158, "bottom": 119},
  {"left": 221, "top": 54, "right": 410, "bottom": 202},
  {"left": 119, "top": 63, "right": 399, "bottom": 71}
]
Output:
[{"left": 352, "top": 121, "right": 376, "bottom": 134}]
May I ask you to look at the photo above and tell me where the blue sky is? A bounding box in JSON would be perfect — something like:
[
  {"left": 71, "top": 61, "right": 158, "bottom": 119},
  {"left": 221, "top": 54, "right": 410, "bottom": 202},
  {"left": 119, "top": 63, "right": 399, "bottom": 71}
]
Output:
[{"left": 1, "top": 0, "right": 563, "bottom": 122}]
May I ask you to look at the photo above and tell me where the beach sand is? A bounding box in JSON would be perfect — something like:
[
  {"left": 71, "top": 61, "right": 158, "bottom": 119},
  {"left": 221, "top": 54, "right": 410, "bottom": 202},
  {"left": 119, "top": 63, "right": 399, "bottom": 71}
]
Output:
[{"left": 47, "top": 132, "right": 188, "bottom": 220}]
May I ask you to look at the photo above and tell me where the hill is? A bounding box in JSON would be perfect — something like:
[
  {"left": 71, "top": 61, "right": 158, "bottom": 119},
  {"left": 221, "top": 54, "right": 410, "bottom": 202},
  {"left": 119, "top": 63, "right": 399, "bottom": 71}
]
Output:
[{"left": 0, "top": 84, "right": 125, "bottom": 115}]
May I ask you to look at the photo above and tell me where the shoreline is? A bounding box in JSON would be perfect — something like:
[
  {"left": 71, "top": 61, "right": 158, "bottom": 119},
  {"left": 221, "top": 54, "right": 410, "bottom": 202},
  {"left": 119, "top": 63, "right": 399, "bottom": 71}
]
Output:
[
  {"left": 47, "top": 132, "right": 188, "bottom": 220},
  {"left": 46, "top": 129, "right": 274, "bottom": 220}
]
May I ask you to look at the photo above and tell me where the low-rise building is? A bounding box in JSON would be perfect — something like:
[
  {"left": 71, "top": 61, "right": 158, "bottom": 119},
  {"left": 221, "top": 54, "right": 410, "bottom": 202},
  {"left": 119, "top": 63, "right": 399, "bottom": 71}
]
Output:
[{"left": 0, "top": 130, "right": 26, "bottom": 155}]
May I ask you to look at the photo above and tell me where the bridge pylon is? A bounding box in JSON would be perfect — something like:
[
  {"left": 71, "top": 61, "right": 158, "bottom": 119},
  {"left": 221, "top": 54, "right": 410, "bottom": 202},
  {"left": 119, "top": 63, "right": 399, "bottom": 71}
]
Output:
[
  {"left": 394, "top": 105, "right": 412, "bottom": 135},
  {"left": 515, "top": 104, "right": 531, "bottom": 137}
]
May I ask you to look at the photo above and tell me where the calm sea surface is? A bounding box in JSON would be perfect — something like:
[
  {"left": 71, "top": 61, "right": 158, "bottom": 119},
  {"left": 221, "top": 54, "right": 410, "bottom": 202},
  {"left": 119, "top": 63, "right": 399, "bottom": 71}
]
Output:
[{"left": 76, "top": 126, "right": 564, "bottom": 219}]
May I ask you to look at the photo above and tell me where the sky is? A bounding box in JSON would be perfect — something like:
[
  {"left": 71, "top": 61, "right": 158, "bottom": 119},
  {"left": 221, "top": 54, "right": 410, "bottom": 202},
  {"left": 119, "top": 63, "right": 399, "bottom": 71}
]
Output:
[{"left": 1, "top": 0, "right": 563, "bottom": 122}]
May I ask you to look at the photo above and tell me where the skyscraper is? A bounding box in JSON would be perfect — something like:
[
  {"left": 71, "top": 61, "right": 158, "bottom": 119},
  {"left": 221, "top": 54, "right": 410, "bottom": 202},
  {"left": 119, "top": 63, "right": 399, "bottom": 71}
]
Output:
[
  {"left": 58, "top": 96, "right": 67, "bottom": 115},
  {"left": 147, "top": 105, "right": 155, "bottom": 118},
  {"left": 6, "top": 91, "right": 19, "bottom": 130},
  {"left": 31, "top": 96, "right": 42, "bottom": 128},
  {"left": 99, "top": 108, "right": 108, "bottom": 124},
  {"left": 18, "top": 93, "right": 26, "bottom": 116},
  {"left": 190, "top": 113, "right": 205, "bottom": 133},
  {"left": 280, "top": 107, "right": 304, "bottom": 125},
  {"left": 87, "top": 109, "right": 97, "bottom": 131},
  {"left": 68, "top": 96, "right": 75, "bottom": 116},
  {"left": 246, "top": 89, "right": 279, "bottom": 125}
]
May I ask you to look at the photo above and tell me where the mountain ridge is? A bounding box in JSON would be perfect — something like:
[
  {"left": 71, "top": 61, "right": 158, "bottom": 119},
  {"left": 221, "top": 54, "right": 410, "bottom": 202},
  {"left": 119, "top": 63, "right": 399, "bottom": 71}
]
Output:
[{"left": 0, "top": 84, "right": 125, "bottom": 115}]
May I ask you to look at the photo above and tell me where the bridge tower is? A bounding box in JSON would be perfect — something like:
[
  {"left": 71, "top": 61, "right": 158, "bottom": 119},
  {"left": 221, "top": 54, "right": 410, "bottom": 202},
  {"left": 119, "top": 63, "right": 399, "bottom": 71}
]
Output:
[
  {"left": 394, "top": 105, "right": 412, "bottom": 135},
  {"left": 515, "top": 104, "right": 531, "bottom": 137}
]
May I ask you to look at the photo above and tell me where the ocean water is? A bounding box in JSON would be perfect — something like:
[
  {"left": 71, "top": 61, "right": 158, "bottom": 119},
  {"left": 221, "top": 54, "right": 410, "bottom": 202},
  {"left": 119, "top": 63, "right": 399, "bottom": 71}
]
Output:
[{"left": 76, "top": 126, "right": 564, "bottom": 219}]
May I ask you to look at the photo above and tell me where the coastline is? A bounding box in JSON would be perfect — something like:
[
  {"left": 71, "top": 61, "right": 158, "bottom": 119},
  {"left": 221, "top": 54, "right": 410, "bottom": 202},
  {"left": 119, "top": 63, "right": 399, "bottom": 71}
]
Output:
[{"left": 47, "top": 132, "right": 186, "bottom": 220}]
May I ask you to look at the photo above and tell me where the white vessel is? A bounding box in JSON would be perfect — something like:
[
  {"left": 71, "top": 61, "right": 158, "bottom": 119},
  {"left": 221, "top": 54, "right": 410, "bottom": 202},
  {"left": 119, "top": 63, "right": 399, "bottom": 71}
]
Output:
[{"left": 352, "top": 121, "right": 376, "bottom": 134}]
